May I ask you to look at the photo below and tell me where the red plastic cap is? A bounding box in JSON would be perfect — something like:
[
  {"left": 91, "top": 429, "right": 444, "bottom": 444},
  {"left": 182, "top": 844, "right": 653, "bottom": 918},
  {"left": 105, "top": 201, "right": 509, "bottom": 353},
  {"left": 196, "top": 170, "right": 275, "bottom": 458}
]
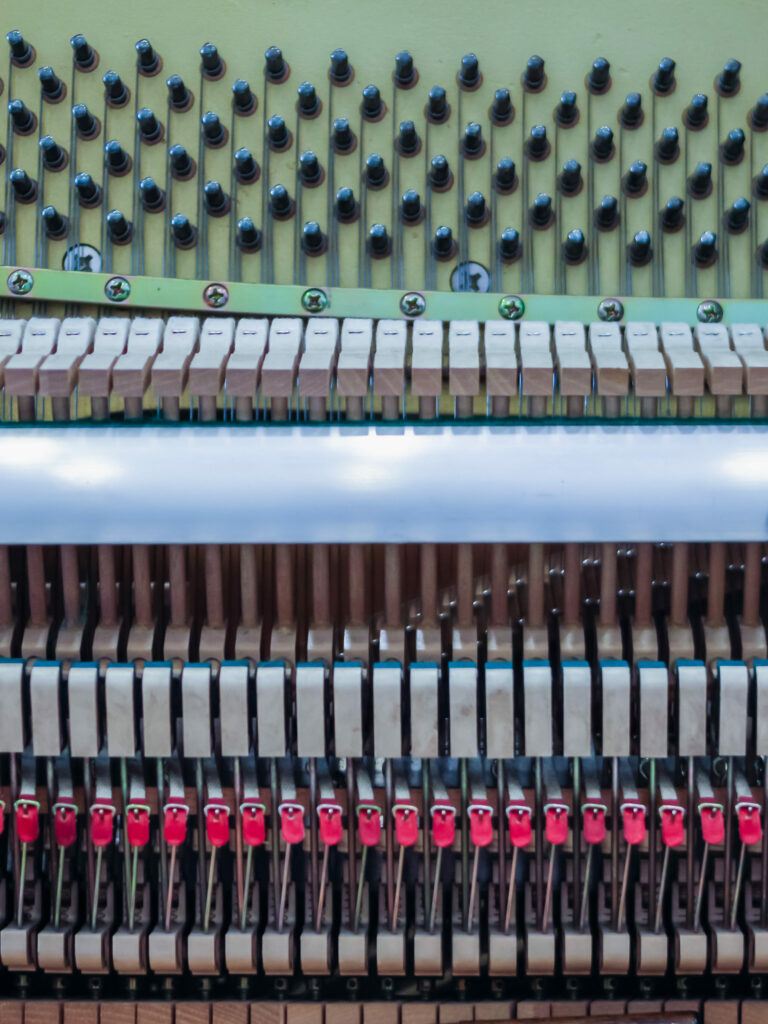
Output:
[
  {"left": 205, "top": 804, "right": 230, "bottom": 847},
  {"left": 54, "top": 805, "right": 77, "bottom": 847},
  {"left": 280, "top": 803, "right": 306, "bottom": 845},
  {"left": 622, "top": 804, "right": 646, "bottom": 845},
  {"left": 318, "top": 804, "right": 343, "bottom": 846},
  {"left": 242, "top": 805, "right": 266, "bottom": 847},
  {"left": 394, "top": 805, "right": 418, "bottom": 846},
  {"left": 431, "top": 804, "right": 456, "bottom": 848},
  {"left": 15, "top": 798, "right": 40, "bottom": 844},
  {"left": 127, "top": 806, "right": 150, "bottom": 848},
  {"left": 738, "top": 803, "right": 763, "bottom": 845},
  {"left": 583, "top": 806, "right": 606, "bottom": 845},
  {"left": 508, "top": 805, "right": 532, "bottom": 848},
  {"left": 469, "top": 805, "right": 493, "bottom": 847},
  {"left": 357, "top": 806, "right": 382, "bottom": 847},
  {"left": 545, "top": 804, "right": 568, "bottom": 845},
  {"left": 163, "top": 804, "right": 188, "bottom": 846},
  {"left": 90, "top": 805, "right": 115, "bottom": 847},
  {"left": 700, "top": 806, "right": 724, "bottom": 845},
  {"left": 660, "top": 806, "right": 684, "bottom": 847}
]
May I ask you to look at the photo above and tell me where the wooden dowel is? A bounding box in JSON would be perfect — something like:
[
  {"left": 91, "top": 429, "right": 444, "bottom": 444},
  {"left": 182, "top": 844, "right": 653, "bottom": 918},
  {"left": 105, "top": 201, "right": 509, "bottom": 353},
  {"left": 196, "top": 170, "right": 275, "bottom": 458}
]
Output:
[
  {"left": 97, "top": 546, "right": 117, "bottom": 627},
  {"left": 240, "top": 544, "right": 259, "bottom": 628},
  {"left": 600, "top": 542, "right": 617, "bottom": 628},
  {"left": 205, "top": 545, "right": 225, "bottom": 629},
  {"left": 168, "top": 544, "right": 188, "bottom": 627},
  {"left": 132, "top": 545, "right": 153, "bottom": 628}
]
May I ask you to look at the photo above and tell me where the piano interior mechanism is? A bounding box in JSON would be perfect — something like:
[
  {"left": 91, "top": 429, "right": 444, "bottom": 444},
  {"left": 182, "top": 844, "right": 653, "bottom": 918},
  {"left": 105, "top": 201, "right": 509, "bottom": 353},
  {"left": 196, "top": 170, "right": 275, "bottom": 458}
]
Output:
[{"left": 2, "top": 1, "right": 768, "bottom": 1022}]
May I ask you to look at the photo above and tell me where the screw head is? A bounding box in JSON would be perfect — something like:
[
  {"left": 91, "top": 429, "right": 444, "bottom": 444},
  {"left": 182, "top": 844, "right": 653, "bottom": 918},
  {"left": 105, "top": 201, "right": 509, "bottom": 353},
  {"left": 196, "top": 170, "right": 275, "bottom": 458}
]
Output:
[
  {"left": 203, "top": 282, "right": 229, "bottom": 309},
  {"left": 301, "top": 287, "right": 329, "bottom": 314},
  {"left": 104, "top": 276, "right": 131, "bottom": 302},
  {"left": 6, "top": 269, "right": 33, "bottom": 295},
  {"left": 598, "top": 297, "right": 624, "bottom": 321},
  {"left": 400, "top": 291, "right": 426, "bottom": 317},
  {"left": 697, "top": 299, "right": 724, "bottom": 323},
  {"left": 498, "top": 295, "right": 525, "bottom": 320}
]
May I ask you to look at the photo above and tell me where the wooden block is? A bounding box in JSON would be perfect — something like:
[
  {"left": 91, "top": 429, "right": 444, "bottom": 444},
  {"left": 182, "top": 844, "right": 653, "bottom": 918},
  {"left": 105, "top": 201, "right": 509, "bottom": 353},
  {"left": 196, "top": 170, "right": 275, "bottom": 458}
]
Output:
[
  {"left": 151, "top": 316, "right": 200, "bottom": 397},
  {"left": 100, "top": 1005, "right": 137, "bottom": 1024},
  {"left": 339, "top": 319, "right": 374, "bottom": 397},
  {"left": 363, "top": 1008, "right": 399, "bottom": 1024},
  {"left": 373, "top": 320, "right": 407, "bottom": 397},
  {"left": 0, "top": 319, "right": 25, "bottom": 387},
  {"left": 250, "top": 1006, "right": 285, "bottom": 1024},
  {"left": 663, "top": 1002, "right": 701, "bottom": 1014},
  {"left": 298, "top": 343, "right": 338, "bottom": 397},
  {"left": 702, "top": 350, "right": 744, "bottom": 394},
  {"left": 740, "top": 350, "right": 768, "bottom": 394},
  {"left": 448, "top": 321, "right": 480, "bottom": 396},
  {"left": 556, "top": 349, "right": 592, "bottom": 396},
  {"left": 213, "top": 1006, "right": 248, "bottom": 1024},
  {"left": 189, "top": 317, "right": 235, "bottom": 397},
  {"left": 176, "top": 1007, "right": 211, "bottom": 1024},
  {"left": 515, "top": 1004, "right": 550, "bottom": 1020},
  {"left": 0, "top": 1004, "right": 23, "bottom": 1024},
  {"left": 626, "top": 1003, "right": 663, "bottom": 1015},
  {"left": 38, "top": 316, "right": 96, "bottom": 397},
  {"left": 592, "top": 351, "right": 629, "bottom": 395},
  {"left": 520, "top": 352, "right": 553, "bottom": 396},
  {"left": 485, "top": 323, "right": 518, "bottom": 397},
  {"left": 742, "top": 1003, "right": 768, "bottom": 1024},
  {"left": 437, "top": 1007, "right": 470, "bottom": 1024},
  {"left": 261, "top": 318, "right": 303, "bottom": 398},
  {"left": 551, "top": 1003, "right": 588, "bottom": 1018},
  {"left": 4, "top": 317, "right": 60, "bottom": 395},
  {"left": 663, "top": 349, "right": 705, "bottom": 396},
  {"left": 412, "top": 320, "right": 444, "bottom": 397},
  {"left": 703, "top": 1001, "right": 739, "bottom": 1024},
  {"left": 628, "top": 349, "right": 668, "bottom": 396},
  {"left": 473, "top": 1004, "right": 514, "bottom": 1021},
  {"left": 286, "top": 1008, "right": 322, "bottom": 1024},
  {"left": 589, "top": 1003, "right": 627, "bottom": 1017},
  {"left": 402, "top": 1007, "right": 437, "bottom": 1024},
  {"left": 731, "top": 323, "right": 764, "bottom": 350},
  {"left": 137, "top": 1006, "right": 173, "bottom": 1024},
  {"left": 25, "top": 1004, "right": 62, "bottom": 1024},
  {"left": 325, "top": 1007, "right": 362, "bottom": 1024}
]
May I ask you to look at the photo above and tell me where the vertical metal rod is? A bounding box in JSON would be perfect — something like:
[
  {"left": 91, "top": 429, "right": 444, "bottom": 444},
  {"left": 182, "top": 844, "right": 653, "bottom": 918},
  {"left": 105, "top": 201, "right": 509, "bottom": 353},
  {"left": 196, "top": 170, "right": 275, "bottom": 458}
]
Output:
[
  {"left": 354, "top": 846, "right": 367, "bottom": 933},
  {"left": 234, "top": 758, "right": 244, "bottom": 924},
  {"left": 309, "top": 758, "right": 318, "bottom": 927},
  {"left": 54, "top": 845, "right": 65, "bottom": 930},
  {"left": 128, "top": 845, "right": 138, "bottom": 930},
  {"left": 195, "top": 758, "right": 206, "bottom": 918},
  {"left": 157, "top": 757, "right": 168, "bottom": 929},
  {"left": 429, "top": 847, "right": 442, "bottom": 934},
  {"left": 204, "top": 846, "right": 217, "bottom": 932},
  {"left": 347, "top": 760, "right": 356, "bottom": 929},
  {"left": 654, "top": 846, "right": 670, "bottom": 934},
  {"left": 648, "top": 758, "right": 657, "bottom": 927},
  {"left": 579, "top": 844, "right": 593, "bottom": 932},
  {"left": 385, "top": 759, "right": 394, "bottom": 924},
  {"left": 535, "top": 757, "right": 544, "bottom": 926},
  {"left": 504, "top": 845, "right": 518, "bottom": 934},
  {"left": 467, "top": 844, "right": 480, "bottom": 933},
  {"left": 392, "top": 844, "right": 405, "bottom": 933},
  {"left": 277, "top": 838, "right": 291, "bottom": 932},
  {"left": 731, "top": 842, "right": 746, "bottom": 931},
  {"left": 16, "top": 843, "right": 27, "bottom": 927},
  {"left": 165, "top": 845, "right": 176, "bottom": 932},
  {"left": 92, "top": 846, "right": 103, "bottom": 931},
  {"left": 693, "top": 843, "right": 708, "bottom": 932},
  {"left": 461, "top": 758, "right": 469, "bottom": 928},
  {"left": 498, "top": 759, "right": 507, "bottom": 928},
  {"left": 724, "top": 756, "right": 734, "bottom": 925},
  {"left": 686, "top": 756, "right": 694, "bottom": 930},
  {"left": 241, "top": 844, "right": 254, "bottom": 931},
  {"left": 316, "top": 844, "right": 329, "bottom": 933},
  {"left": 611, "top": 757, "right": 619, "bottom": 929},
  {"left": 617, "top": 845, "right": 631, "bottom": 932},
  {"left": 271, "top": 758, "right": 280, "bottom": 925},
  {"left": 423, "top": 761, "right": 431, "bottom": 928},
  {"left": 120, "top": 758, "right": 131, "bottom": 920},
  {"left": 542, "top": 845, "right": 555, "bottom": 932},
  {"left": 573, "top": 756, "right": 581, "bottom": 923}
]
